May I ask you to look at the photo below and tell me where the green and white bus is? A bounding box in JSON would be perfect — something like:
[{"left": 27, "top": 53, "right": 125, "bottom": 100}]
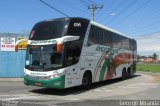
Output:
[{"left": 24, "top": 17, "right": 137, "bottom": 89}]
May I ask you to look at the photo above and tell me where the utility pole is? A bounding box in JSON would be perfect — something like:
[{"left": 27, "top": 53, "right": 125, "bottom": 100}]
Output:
[{"left": 88, "top": 3, "right": 103, "bottom": 21}]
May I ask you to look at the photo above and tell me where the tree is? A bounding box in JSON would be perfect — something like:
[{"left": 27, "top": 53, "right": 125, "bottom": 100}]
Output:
[{"left": 152, "top": 53, "right": 158, "bottom": 60}]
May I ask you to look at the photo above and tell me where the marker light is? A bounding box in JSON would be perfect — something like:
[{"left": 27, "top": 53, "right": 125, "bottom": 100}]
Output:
[{"left": 57, "top": 43, "right": 62, "bottom": 53}]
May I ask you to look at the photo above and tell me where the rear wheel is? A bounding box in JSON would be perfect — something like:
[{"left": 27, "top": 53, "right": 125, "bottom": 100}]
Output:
[
  {"left": 81, "top": 72, "right": 92, "bottom": 89},
  {"left": 127, "top": 68, "right": 132, "bottom": 78},
  {"left": 121, "top": 69, "right": 127, "bottom": 80}
]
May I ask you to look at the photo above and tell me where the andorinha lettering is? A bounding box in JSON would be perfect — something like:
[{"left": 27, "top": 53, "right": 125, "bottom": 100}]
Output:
[
  {"left": 96, "top": 45, "right": 120, "bottom": 54},
  {"left": 30, "top": 40, "right": 57, "bottom": 44},
  {"left": 96, "top": 45, "right": 111, "bottom": 52}
]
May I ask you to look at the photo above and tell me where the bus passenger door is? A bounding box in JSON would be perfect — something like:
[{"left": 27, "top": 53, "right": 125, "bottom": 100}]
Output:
[
  {"left": 64, "top": 40, "right": 82, "bottom": 87},
  {"left": 65, "top": 65, "right": 80, "bottom": 88},
  {"left": 73, "top": 64, "right": 81, "bottom": 86},
  {"left": 65, "top": 66, "right": 75, "bottom": 88}
]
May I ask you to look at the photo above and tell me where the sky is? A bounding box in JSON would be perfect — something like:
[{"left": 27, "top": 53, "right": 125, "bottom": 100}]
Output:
[
  {"left": 0, "top": 0, "right": 160, "bottom": 56},
  {"left": 135, "top": 32, "right": 160, "bottom": 56}
]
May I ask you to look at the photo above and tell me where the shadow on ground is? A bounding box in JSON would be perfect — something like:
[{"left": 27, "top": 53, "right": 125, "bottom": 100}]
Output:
[{"left": 30, "top": 74, "right": 140, "bottom": 96}]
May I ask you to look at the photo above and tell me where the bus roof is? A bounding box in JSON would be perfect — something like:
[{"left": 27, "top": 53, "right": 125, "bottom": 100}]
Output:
[
  {"left": 90, "top": 20, "right": 131, "bottom": 39},
  {"left": 39, "top": 17, "right": 90, "bottom": 23},
  {"left": 37, "top": 17, "right": 133, "bottom": 40}
]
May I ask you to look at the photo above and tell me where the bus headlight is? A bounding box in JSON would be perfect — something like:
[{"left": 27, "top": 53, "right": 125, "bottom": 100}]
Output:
[
  {"left": 54, "top": 81, "right": 61, "bottom": 86},
  {"left": 49, "top": 74, "right": 60, "bottom": 79},
  {"left": 24, "top": 72, "right": 29, "bottom": 76}
]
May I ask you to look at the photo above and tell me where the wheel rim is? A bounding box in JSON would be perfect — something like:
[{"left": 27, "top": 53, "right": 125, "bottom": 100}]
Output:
[
  {"left": 82, "top": 77, "right": 88, "bottom": 86},
  {"left": 122, "top": 71, "right": 126, "bottom": 79}
]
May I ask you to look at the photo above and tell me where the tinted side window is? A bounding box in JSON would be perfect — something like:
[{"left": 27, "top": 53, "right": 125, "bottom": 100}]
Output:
[
  {"left": 121, "top": 37, "right": 129, "bottom": 49},
  {"left": 132, "top": 40, "right": 137, "bottom": 51},
  {"left": 87, "top": 25, "right": 104, "bottom": 46},
  {"left": 129, "top": 39, "right": 133, "bottom": 50},
  {"left": 112, "top": 33, "right": 122, "bottom": 48},
  {"left": 87, "top": 25, "right": 95, "bottom": 46},
  {"left": 93, "top": 27, "right": 102, "bottom": 44},
  {"left": 103, "top": 30, "right": 112, "bottom": 46}
]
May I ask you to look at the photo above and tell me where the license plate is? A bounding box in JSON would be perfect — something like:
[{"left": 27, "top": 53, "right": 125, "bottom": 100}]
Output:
[{"left": 35, "top": 82, "right": 41, "bottom": 86}]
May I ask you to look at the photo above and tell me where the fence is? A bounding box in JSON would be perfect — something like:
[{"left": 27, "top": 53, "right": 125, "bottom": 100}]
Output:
[
  {"left": 0, "top": 50, "right": 26, "bottom": 77},
  {"left": 0, "top": 34, "right": 28, "bottom": 77}
]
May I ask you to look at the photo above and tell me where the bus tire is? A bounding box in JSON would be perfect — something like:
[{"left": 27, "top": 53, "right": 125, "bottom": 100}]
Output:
[
  {"left": 121, "top": 69, "right": 127, "bottom": 80},
  {"left": 127, "top": 67, "right": 131, "bottom": 78},
  {"left": 80, "top": 72, "right": 92, "bottom": 89}
]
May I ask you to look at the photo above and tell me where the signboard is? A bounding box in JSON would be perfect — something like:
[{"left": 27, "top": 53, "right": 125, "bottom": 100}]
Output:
[
  {"left": 16, "top": 37, "right": 28, "bottom": 50},
  {"left": 1, "top": 37, "right": 15, "bottom": 51}
]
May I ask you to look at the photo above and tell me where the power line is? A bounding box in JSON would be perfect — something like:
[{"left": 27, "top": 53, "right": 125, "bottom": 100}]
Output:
[
  {"left": 124, "top": 13, "right": 160, "bottom": 33},
  {"left": 79, "top": 0, "right": 90, "bottom": 17},
  {"left": 80, "top": 0, "right": 89, "bottom": 7},
  {"left": 126, "top": 21, "right": 160, "bottom": 35},
  {"left": 39, "top": 0, "right": 69, "bottom": 17},
  {"left": 124, "top": 9, "right": 160, "bottom": 31},
  {"left": 102, "top": 0, "right": 127, "bottom": 25},
  {"left": 88, "top": 0, "right": 97, "bottom": 5},
  {"left": 105, "top": 0, "right": 136, "bottom": 25},
  {"left": 129, "top": 29, "right": 160, "bottom": 37},
  {"left": 59, "top": 0, "right": 86, "bottom": 13},
  {"left": 111, "top": 0, "right": 150, "bottom": 27},
  {"left": 84, "top": 9, "right": 91, "bottom": 19},
  {"left": 97, "top": 0, "right": 116, "bottom": 22},
  {"left": 133, "top": 30, "right": 160, "bottom": 38}
]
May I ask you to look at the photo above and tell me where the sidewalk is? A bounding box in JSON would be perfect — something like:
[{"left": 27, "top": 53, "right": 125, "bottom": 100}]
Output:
[{"left": 0, "top": 78, "right": 23, "bottom": 82}]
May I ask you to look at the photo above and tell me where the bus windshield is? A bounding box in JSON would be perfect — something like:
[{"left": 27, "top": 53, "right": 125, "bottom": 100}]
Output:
[{"left": 25, "top": 45, "right": 63, "bottom": 71}]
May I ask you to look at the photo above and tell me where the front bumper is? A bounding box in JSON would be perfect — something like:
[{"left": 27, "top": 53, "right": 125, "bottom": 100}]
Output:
[{"left": 24, "top": 75, "right": 65, "bottom": 89}]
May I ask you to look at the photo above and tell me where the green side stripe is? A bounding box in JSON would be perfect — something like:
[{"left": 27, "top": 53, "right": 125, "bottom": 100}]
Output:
[
  {"left": 99, "top": 59, "right": 109, "bottom": 81},
  {"left": 94, "top": 52, "right": 106, "bottom": 81},
  {"left": 96, "top": 52, "right": 106, "bottom": 70},
  {"left": 99, "top": 48, "right": 121, "bottom": 81}
]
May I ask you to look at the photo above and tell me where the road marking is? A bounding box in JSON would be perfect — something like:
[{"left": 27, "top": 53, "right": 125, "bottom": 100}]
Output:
[
  {"left": 1, "top": 96, "right": 37, "bottom": 101},
  {"left": 0, "top": 94, "right": 38, "bottom": 101},
  {"left": 126, "top": 83, "right": 157, "bottom": 86},
  {"left": 100, "top": 88, "right": 107, "bottom": 90},
  {"left": 121, "top": 86, "right": 139, "bottom": 89},
  {"left": 64, "top": 98, "right": 81, "bottom": 101},
  {"left": 110, "top": 83, "right": 157, "bottom": 89},
  {"left": 105, "top": 89, "right": 112, "bottom": 92},
  {"left": 0, "top": 94, "right": 32, "bottom": 97},
  {"left": 94, "top": 89, "right": 101, "bottom": 92}
]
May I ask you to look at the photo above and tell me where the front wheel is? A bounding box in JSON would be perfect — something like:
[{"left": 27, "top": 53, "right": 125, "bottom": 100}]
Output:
[{"left": 80, "top": 73, "right": 92, "bottom": 89}]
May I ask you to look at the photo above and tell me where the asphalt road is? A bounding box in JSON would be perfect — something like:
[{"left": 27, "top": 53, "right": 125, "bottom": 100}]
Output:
[{"left": 0, "top": 72, "right": 160, "bottom": 106}]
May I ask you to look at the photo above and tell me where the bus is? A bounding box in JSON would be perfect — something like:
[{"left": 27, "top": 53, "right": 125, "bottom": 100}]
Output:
[{"left": 24, "top": 17, "right": 137, "bottom": 89}]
